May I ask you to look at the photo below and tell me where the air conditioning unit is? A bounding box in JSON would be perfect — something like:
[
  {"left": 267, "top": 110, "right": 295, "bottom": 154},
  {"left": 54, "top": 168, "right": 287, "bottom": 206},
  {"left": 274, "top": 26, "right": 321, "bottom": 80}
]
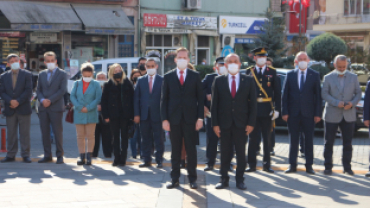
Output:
[
  {"left": 184, "top": 0, "right": 201, "bottom": 10},
  {"left": 172, "top": 35, "right": 182, "bottom": 47}
]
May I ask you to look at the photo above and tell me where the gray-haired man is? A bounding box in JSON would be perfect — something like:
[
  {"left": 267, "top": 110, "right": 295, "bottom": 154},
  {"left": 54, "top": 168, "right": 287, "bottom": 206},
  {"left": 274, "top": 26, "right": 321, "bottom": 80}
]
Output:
[{"left": 322, "top": 55, "right": 361, "bottom": 175}]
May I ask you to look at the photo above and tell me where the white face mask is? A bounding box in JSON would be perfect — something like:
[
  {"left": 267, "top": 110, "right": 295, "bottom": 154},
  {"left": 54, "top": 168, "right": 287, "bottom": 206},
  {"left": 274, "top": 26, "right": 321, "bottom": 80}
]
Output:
[
  {"left": 256, "top": 57, "right": 267, "bottom": 66},
  {"left": 11, "top": 62, "right": 20, "bottom": 70},
  {"left": 227, "top": 64, "right": 239, "bottom": 75},
  {"left": 177, "top": 59, "right": 188, "bottom": 70},
  {"left": 218, "top": 66, "right": 228, "bottom": 75},
  {"left": 298, "top": 61, "right": 308, "bottom": 70},
  {"left": 147, "top": 68, "right": 157, "bottom": 76},
  {"left": 336, "top": 69, "right": 347, "bottom": 75},
  {"left": 46, "top": 62, "right": 56, "bottom": 70},
  {"left": 83, "top": 77, "right": 93, "bottom": 82},
  {"left": 98, "top": 80, "right": 106, "bottom": 87}
]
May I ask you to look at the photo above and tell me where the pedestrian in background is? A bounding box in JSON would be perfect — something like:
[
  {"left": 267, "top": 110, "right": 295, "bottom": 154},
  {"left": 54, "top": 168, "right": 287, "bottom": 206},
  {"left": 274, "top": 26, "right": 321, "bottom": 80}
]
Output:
[
  {"left": 0, "top": 54, "right": 33, "bottom": 163},
  {"left": 138, "top": 57, "right": 147, "bottom": 76},
  {"left": 130, "top": 68, "right": 142, "bottom": 159},
  {"left": 37, "top": 51, "right": 67, "bottom": 164},
  {"left": 101, "top": 63, "right": 134, "bottom": 166},
  {"left": 93, "top": 72, "right": 113, "bottom": 158},
  {"left": 363, "top": 79, "right": 370, "bottom": 177},
  {"left": 322, "top": 55, "right": 361, "bottom": 175},
  {"left": 70, "top": 63, "right": 102, "bottom": 165}
]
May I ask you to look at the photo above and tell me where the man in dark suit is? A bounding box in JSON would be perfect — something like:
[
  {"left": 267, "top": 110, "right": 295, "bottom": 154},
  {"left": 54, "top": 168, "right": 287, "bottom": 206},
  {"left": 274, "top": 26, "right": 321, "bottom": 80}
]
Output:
[
  {"left": 245, "top": 47, "right": 281, "bottom": 173},
  {"left": 212, "top": 54, "right": 257, "bottom": 190},
  {"left": 36, "top": 51, "right": 67, "bottom": 164},
  {"left": 161, "top": 47, "right": 204, "bottom": 189},
  {"left": 364, "top": 81, "right": 370, "bottom": 177},
  {"left": 0, "top": 54, "right": 33, "bottom": 163},
  {"left": 202, "top": 57, "right": 228, "bottom": 171},
  {"left": 134, "top": 58, "right": 164, "bottom": 168},
  {"left": 282, "top": 51, "right": 322, "bottom": 174}
]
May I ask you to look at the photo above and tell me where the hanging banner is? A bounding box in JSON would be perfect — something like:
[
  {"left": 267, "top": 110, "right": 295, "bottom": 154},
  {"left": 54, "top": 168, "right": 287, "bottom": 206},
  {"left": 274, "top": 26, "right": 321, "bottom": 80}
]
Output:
[
  {"left": 219, "top": 16, "right": 266, "bottom": 34},
  {"left": 289, "top": 2, "right": 308, "bottom": 33},
  {"left": 166, "top": 15, "right": 217, "bottom": 30}
]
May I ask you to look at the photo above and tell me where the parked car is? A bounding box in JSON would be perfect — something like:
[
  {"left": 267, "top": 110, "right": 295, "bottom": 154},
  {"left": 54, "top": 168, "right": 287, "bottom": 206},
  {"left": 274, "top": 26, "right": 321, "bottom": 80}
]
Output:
[
  {"left": 350, "top": 63, "right": 369, "bottom": 86},
  {"left": 67, "top": 57, "right": 159, "bottom": 94},
  {"left": 240, "top": 68, "right": 366, "bottom": 132}
]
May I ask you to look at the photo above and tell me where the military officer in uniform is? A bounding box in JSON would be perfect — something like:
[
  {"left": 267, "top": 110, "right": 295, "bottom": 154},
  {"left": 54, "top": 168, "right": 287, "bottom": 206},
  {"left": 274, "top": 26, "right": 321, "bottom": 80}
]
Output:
[{"left": 245, "top": 47, "right": 281, "bottom": 173}]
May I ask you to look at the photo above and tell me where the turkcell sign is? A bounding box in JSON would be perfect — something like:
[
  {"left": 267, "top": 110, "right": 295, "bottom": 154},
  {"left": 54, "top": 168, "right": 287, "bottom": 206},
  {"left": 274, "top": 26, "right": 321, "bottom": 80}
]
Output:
[{"left": 219, "top": 16, "right": 266, "bottom": 34}]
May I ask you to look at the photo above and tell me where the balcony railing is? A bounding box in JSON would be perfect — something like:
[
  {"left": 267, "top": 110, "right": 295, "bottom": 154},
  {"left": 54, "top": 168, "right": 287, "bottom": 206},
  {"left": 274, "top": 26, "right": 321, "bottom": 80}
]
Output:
[{"left": 313, "top": 12, "right": 370, "bottom": 25}]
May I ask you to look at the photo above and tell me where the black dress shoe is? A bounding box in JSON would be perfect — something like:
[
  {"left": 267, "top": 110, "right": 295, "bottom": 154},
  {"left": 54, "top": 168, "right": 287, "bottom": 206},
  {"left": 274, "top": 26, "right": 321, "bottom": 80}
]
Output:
[
  {"left": 119, "top": 162, "right": 126, "bottom": 167},
  {"left": 139, "top": 162, "right": 152, "bottom": 168},
  {"left": 156, "top": 163, "right": 163, "bottom": 169},
  {"left": 236, "top": 182, "right": 247, "bottom": 190},
  {"left": 56, "top": 157, "right": 64, "bottom": 164},
  {"left": 189, "top": 182, "right": 198, "bottom": 189},
  {"left": 306, "top": 168, "right": 315, "bottom": 175},
  {"left": 112, "top": 160, "right": 119, "bottom": 166},
  {"left": 38, "top": 157, "right": 53, "bottom": 163},
  {"left": 365, "top": 171, "right": 370, "bottom": 177},
  {"left": 245, "top": 167, "right": 256, "bottom": 172},
  {"left": 215, "top": 181, "right": 229, "bottom": 189},
  {"left": 204, "top": 164, "right": 214, "bottom": 171},
  {"left": 166, "top": 181, "right": 180, "bottom": 189},
  {"left": 1, "top": 157, "right": 15, "bottom": 163},
  {"left": 285, "top": 167, "right": 297, "bottom": 173},
  {"left": 23, "top": 157, "right": 32, "bottom": 163},
  {"left": 263, "top": 167, "right": 274, "bottom": 173},
  {"left": 343, "top": 169, "right": 354, "bottom": 176},
  {"left": 229, "top": 164, "right": 234, "bottom": 172},
  {"left": 324, "top": 169, "right": 332, "bottom": 175},
  {"left": 270, "top": 151, "right": 275, "bottom": 156}
]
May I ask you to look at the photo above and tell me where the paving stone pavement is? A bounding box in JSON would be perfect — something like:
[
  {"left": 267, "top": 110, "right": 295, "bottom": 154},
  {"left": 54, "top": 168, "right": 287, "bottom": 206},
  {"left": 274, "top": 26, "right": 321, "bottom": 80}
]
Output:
[{"left": 1, "top": 112, "right": 370, "bottom": 207}]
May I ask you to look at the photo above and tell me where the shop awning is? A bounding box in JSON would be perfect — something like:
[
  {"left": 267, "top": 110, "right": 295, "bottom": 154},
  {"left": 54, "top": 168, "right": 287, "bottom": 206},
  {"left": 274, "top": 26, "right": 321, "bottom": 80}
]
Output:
[
  {"left": 0, "top": 1, "right": 82, "bottom": 31},
  {"left": 71, "top": 4, "right": 135, "bottom": 35}
]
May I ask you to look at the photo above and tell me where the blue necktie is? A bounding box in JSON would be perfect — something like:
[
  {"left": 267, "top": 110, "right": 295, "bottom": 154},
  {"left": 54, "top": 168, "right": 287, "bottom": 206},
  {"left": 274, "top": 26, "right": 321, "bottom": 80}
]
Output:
[{"left": 300, "top": 72, "right": 305, "bottom": 92}]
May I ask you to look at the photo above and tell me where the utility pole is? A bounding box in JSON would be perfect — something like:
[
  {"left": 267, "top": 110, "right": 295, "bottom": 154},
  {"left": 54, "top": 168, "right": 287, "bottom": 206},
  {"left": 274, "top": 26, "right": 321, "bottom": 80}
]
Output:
[{"left": 298, "top": 0, "right": 302, "bottom": 51}]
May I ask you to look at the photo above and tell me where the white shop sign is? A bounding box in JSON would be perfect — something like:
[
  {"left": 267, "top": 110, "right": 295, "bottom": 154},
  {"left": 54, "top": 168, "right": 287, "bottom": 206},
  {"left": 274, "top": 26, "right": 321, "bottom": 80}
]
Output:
[{"left": 30, "top": 32, "right": 57, "bottom": 43}]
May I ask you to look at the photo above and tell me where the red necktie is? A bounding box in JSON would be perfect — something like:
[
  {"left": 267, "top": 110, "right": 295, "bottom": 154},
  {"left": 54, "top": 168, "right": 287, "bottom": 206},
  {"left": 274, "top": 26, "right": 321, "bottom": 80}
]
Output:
[
  {"left": 179, "top": 70, "right": 184, "bottom": 86},
  {"left": 149, "top": 76, "right": 153, "bottom": 93},
  {"left": 231, "top": 75, "right": 236, "bottom": 98}
]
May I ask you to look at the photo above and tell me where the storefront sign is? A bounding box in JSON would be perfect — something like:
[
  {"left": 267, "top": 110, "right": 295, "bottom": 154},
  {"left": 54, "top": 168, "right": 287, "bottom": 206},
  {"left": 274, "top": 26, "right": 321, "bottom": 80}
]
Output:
[
  {"left": 69, "top": 59, "right": 79, "bottom": 77},
  {"left": 144, "top": 27, "right": 192, "bottom": 34},
  {"left": 144, "top": 13, "right": 167, "bottom": 28},
  {"left": 219, "top": 16, "right": 266, "bottom": 34},
  {"left": 86, "top": 28, "right": 135, "bottom": 35},
  {"left": 30, "top": 32, "right": 57, "bottom": 43},
  {"left": 235, "top": 38, "right": 255, "bottom": 44},
  {"left": 0, "top": 32, "right": 25, "bottom": 37},
  {"left": 167, "top": 15, "right": 217, "bottom": 30},
  {"left": 12, "top": 23, "right": 82, "bottom": 31}
]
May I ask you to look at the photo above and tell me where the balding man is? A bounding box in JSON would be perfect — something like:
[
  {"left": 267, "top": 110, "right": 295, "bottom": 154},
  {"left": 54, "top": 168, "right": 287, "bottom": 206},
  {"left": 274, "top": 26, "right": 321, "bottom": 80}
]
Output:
[
  {"left": 282, "top": 51, "right": 322, "bottom": 174},
  {"left": 212, "top": 54, "right": 257, "bottom": 190},
  {"left": 323, "top": 55, "right": 361, "bottom": 176}
]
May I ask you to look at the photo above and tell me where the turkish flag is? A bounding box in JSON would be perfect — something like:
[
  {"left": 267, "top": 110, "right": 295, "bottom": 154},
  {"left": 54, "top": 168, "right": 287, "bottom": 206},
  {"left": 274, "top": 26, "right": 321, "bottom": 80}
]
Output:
[{"left": 289, "top": 2, "right": 307, "bottom": 33}]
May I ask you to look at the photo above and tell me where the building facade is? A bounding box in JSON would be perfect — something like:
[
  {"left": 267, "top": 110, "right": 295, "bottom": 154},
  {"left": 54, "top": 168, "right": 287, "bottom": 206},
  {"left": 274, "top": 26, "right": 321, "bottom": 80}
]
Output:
[
  {"left": 0, "top": 0, "right": 138, "bottom": 77},
  {"left": 139, "top": 0, "right": 271, "bottom": 74}
]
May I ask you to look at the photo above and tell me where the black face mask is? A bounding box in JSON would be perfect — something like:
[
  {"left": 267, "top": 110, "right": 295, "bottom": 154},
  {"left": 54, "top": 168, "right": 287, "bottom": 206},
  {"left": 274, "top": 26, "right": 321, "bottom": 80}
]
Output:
[
  {"left": 139, "top": 64, "right": 146, "bottom": 71},
  {"left": 133, "top": 77, "right": 138, "bottom": 83},
  {"left": 113, "top": 72, "right": 123, "bottom": 79}
]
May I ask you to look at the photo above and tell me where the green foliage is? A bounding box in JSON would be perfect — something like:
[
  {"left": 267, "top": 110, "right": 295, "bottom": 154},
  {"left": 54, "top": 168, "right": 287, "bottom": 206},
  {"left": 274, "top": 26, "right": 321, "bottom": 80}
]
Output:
[
  {"left": 311, "top": 65, "right": 331, "bottom": 80},
  {"left": 361, "top": 86, "right": 366, "bottom": 92},
  {"left": 195, "top": 65, "right": 214, "bottom": 79},
  {"left": 306, "top": 33, "right": 347, "bottom": 68}
]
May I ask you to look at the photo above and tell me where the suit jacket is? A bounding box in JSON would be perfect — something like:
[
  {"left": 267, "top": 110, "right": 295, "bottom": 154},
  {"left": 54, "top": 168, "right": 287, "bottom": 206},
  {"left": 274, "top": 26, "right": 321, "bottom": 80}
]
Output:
[
  {"left": 134, "top": 74, "right": 163, "bottom": 122},
  {"left": 101, "top": 78, "right": 134, "bottom": 120},
  {"left": 245, "top": 66, "right": 281, "bottom": 117},
  {"left": 282, "top": 68, "right": 322, "bottom": 118},
  {"left": 161, "top": 69, "right": 204, "bottom": 125},
  {"left": 202, "top": 73, "right": 218, "bottom": 109},
  {"left": 0, "top": 69, "right": 33, "bottom": 116},
  {"left": 36, "top": 68, "right": 67, "bottom": 112},
  {"left": 211, "top": 73, "right": 257, "bottom": 129},
  {"left": 363, "top": 81, "right": 370, "bottom": 122},
  {"left": 322, "top": 71, "right": 361, "bottom": 123},
  {"left": 70, "top": 80, "right": 102, "bottom": 124}
]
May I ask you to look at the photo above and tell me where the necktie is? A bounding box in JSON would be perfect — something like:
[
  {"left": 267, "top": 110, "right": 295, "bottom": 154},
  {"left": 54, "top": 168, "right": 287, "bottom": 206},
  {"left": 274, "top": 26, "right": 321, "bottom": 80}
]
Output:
[
  {"left": 48, "top": 70, "right": 53, "bottom": 84},
  {"left": 12, "top": 71, "right": 18, "bottom": 89},
  {"left": 149, "top": 76, "right": 153, "bottom": 93},
  {"left": 300, "top": 71, "right": 305, "bottom": 92},
  {"left": 179, "top": 70, "right": 184, "bottom": 86},
  {"left": 231, "top": 75, "right": 236, "bottom": 98}
]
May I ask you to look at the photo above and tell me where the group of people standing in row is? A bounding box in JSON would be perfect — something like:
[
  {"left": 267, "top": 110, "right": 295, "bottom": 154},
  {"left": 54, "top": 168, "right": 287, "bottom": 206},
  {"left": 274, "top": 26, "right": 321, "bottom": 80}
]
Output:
[{"left": 1, "top": 47, "right": 370, "bottom": 191}]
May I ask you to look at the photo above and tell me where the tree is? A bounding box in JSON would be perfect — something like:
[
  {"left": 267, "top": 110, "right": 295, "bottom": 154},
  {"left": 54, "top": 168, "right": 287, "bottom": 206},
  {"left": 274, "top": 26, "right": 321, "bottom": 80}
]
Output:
[
  {"left": 253, "top": 10, "right": 288, "bottom": 68},
  {"left": 306, "top": 33, "right": 347, "bottom": 69}
]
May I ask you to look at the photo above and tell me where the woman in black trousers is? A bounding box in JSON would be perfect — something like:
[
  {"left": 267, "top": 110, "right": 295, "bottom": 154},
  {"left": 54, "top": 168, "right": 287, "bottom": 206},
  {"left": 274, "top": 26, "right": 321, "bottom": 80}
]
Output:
[{"left": 101, "top": 63, "right": 134, "bottom": 166}]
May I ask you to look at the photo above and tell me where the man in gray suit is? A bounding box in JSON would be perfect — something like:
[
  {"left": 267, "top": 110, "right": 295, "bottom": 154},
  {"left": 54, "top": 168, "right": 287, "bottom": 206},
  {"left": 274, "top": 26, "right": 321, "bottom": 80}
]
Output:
[
  {"left": 0, "top": 54, "right": 33, "bottom": 163},
  {"left": 322, "top": 55, "right": 362, "bottom": 175},
  {"left": 37, "top": 51, "right": 67, "bottom": 164}
]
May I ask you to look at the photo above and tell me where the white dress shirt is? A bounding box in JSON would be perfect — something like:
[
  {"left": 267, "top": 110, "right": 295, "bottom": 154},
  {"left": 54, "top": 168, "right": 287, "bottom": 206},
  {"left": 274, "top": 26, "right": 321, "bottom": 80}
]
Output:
[
  {"left": 148, "top": 74, "right": 156, "bottom": 89},
  {"left": 228, "top": 73, "right": 240, "bottom": 92},
  {"left": 297, "top": 68, "right": 307, "bottom": 88},
  {"left": 255, "top": 65, "right": 267, "bottom": 75},
  {"left": 176, "top": 68, "right": 187, "bottom": 82}
]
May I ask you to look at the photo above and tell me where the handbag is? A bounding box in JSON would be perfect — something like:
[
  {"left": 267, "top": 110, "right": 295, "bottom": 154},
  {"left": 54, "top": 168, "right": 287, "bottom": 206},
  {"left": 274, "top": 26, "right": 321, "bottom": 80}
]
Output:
[{"left": 65, "top": 81, "right": 79, "bottom": 123}]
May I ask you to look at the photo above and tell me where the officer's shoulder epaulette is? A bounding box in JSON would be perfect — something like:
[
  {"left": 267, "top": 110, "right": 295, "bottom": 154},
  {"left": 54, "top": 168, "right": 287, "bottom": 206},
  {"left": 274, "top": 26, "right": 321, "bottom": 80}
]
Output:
[
  {"left": 268, "top": 66, "right": 276, "bottom": 70},
  {"left": 246, "top": 66, "right": 255, "bottom": 70}
]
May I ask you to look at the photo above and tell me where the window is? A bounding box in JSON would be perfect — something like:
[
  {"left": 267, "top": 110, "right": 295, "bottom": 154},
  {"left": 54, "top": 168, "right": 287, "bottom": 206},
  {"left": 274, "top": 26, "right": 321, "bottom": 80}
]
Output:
[
  {"left": 154, "top": 35, "right": 162, "bottom": 46},
  {"left": 364, "top": 0, "right": 370, "bottom": 14},
  {"left": 345, "top": 0, "right": 367, "bottom": 15},
  {"left": 197, "top": 36, "right": 209, "bottom": 47}
]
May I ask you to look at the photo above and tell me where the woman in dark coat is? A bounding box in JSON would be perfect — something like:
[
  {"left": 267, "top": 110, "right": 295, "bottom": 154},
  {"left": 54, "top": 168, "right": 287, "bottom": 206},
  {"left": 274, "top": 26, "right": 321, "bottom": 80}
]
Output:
[{"left": 101, "top": 63, "right": 134, "bottom": 166}]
